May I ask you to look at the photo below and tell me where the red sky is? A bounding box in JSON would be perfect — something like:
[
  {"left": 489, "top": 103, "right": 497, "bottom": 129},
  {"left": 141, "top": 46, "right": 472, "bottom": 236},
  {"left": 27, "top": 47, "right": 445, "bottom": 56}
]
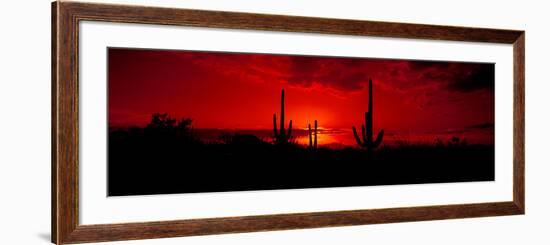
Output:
[{"left": 108, "top": 48, "right": 494, "bottom": 145}]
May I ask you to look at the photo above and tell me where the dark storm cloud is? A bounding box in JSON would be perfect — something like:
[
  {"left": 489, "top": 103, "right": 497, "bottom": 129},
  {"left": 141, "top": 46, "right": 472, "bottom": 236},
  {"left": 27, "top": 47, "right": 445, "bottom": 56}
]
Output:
[
  {"left": 179, "top": 50, "right": 495, "bottom": 94},
  {"left": 409, "top": 61, "right": 495, "bottom": 92},
  {"left": 280, "top": 57, "right": 495, "bottom": 94},
  {"left": 467, "top": 122, "right": 495, "bottom": 129},
  {"left": 407, "top": 61, "right": 452, "bottom": 70},
  {"left": 447, "top": 65, "right": 495, "bottom": 92},
  {"left": 284, "top": 57, "right": 371, "bottom": 91}
]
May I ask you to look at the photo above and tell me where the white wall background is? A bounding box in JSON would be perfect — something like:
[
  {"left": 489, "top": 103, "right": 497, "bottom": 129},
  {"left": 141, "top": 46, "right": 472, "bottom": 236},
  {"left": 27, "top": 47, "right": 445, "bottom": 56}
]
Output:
[{"left": 0, "top": 0, "right": 548, "bottom": 244}]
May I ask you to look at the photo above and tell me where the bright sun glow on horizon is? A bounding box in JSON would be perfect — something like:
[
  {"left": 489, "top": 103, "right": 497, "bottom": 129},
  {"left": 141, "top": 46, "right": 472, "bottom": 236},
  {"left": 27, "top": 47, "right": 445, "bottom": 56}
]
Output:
[{"left": 108, "top": 48, "right": 495, "bottom": 147}]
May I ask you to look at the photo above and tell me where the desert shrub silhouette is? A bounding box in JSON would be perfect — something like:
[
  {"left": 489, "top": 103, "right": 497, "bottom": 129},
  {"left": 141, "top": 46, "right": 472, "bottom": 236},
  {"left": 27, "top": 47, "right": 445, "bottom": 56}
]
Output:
[
  {"left": 144, "top": 113, "right": 194, "bottom": 142},
  {"left": 108, "top": 100, "right": 494, "bottom": 196}
]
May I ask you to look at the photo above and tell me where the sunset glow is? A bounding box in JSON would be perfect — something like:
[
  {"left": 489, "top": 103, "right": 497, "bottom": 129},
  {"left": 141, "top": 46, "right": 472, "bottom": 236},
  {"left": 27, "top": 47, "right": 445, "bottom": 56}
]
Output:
[
  {"left": 108, "top": 47, "right": 496, "bottom": 196},
  {"left": 108, "top": 48, "right": 494, "bottom": 146}
]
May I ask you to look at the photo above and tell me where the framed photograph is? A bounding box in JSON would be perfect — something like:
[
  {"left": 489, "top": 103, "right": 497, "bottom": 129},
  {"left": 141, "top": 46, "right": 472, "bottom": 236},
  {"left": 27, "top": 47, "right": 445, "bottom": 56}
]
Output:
[{"left": 52, "top": 1, "right": 524, "bottom": 244}]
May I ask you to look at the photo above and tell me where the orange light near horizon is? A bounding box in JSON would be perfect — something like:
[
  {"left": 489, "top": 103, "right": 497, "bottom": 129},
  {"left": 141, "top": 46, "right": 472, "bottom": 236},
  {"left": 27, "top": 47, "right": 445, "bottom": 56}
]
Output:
[
  {"left": 294, "top": 127, "right": 355, "bottom": 148},
  {"left": 108, "top": 48, "right": 495, "bottom": 146},
  {"left": 286, "top": 110, "right": 335, "bottom": 130}
]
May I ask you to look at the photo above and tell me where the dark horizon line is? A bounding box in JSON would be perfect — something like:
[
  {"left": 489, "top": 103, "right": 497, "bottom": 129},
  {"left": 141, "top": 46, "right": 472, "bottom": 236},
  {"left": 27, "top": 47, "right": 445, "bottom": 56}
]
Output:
[{"left": 108, "top": 125, "right": 494, "bottom": 133}]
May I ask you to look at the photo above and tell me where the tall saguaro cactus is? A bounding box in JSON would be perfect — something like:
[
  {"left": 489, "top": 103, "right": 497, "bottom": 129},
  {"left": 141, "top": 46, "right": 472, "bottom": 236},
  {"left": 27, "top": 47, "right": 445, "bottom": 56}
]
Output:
[
  {"left": 309, "top": 120, "right": 318, "bottom": 150},
  {"left": 352, "top": 79, "right": 384, "bottom": 150},
  {"left": 273, "top": 89, "right": 293, "bottom": 144}
]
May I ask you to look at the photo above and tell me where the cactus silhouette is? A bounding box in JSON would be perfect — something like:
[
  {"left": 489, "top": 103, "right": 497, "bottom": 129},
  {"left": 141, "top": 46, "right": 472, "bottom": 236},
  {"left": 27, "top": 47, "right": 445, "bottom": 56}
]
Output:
[
  {"left": 352, "top": 79, "right": 384, "bottom": 150},
  {"left": 309, "top": 120, "right": 318, "bottom": 150},
  {"left": 273, "top": 89, "right": 293, "bottom": 144}
]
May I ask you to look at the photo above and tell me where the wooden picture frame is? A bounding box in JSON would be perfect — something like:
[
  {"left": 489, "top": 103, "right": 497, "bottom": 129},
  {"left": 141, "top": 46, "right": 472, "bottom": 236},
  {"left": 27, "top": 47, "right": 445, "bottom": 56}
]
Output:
[{"left": 52, "top": 1, "right": 525, "bottom": 244}]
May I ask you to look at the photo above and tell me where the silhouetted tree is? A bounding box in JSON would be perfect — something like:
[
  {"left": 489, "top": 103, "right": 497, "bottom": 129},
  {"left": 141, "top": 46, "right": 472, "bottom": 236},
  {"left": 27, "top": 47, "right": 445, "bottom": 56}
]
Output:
[
  {"left": 175, "top": 118, "right": 193, "bottom": 140},
  {"left": 145, "top": 113, "right": 194, "bottom": 141},
  {"left": 448, "top": 136, "right": 468, "bottom": 147},
  {"left": 147, "top": 113, "right": 176, "bottom": 129}
]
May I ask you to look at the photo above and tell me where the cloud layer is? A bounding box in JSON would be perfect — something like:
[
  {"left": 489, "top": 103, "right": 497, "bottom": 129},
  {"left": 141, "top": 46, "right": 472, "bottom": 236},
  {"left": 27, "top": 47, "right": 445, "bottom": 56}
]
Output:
[{"left": 171, "top": 50, "right": 494, "bottom": 94}]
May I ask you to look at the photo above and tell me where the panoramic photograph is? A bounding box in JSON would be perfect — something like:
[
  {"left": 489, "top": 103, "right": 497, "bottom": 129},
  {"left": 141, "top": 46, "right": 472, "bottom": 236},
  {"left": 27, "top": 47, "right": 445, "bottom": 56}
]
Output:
[{"left": 107, "top": 48, "right": 495, "bottom": 196}]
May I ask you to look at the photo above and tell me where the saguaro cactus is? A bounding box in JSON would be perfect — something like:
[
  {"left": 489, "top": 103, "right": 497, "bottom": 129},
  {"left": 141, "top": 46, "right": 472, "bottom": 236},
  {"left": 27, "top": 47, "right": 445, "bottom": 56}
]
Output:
[
  {"left": 309, "top": 120, "right": 318, "bottom": 150},
  {"left": 352, "top": 79, "right": 384, "bottom": 150},
  {"left": 273, "top": 89, "right": 293, "bottom": 144}
]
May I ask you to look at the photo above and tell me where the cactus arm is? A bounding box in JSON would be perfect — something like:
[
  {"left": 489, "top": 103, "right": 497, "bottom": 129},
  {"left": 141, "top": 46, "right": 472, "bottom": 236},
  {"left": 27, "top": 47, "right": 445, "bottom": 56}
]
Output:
[
  {"left": 314, "top": 120, "right": 318, "bottom": 150},
  {"left": 287, "top": 120, "right": 292, "bottom": 139},
  {"left": 273, "top": 114, "right": 278, "bottom": 138},
  {"left": 361, "top": 124, "right": 367, "bottom": 143},
  {"left": 308, "top": 123, "right": 312, "bottom": 149},
  {"left": 363, "top": 112, "right": 369, "bottom": 139},
  {"left": 373, "top": 129, "right": 384, "bottom": 148},
  {"left": 366, "top": 112, "right": 373, "bottom": 144},
  {"left": 367, "top": 79, "right": 374, "bottom": 144},
  {"left": 272, "top": 89, "right": 294, "bottom": 145},
  {"left": 352, "top": 126, "right": 363, "bottom": 146},
  {"left": 280, "top": 89, "right": 285, "bottom": 137},
  {"left": 353, "top": 79, "right": 384, "bottom": 150},
  {"left": 368, "top": 79, "right": 373, "bottom": 123}
]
